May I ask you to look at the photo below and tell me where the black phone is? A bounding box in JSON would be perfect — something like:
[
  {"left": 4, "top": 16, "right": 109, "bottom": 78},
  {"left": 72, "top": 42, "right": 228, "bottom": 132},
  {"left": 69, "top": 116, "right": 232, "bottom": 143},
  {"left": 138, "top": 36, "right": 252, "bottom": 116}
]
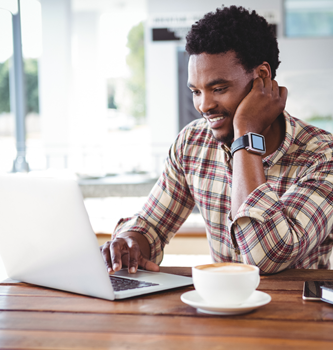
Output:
[{"left": 302, "top": 281, "right": 324, "bottom": 301}]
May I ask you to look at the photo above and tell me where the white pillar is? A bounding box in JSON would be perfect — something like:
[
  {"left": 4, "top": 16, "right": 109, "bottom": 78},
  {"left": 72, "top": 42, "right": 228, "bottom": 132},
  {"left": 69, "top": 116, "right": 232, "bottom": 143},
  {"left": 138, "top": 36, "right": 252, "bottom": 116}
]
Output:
[
  {"left": 39, "top": 0, "right": 72, "bottom": 168},
  {"left": 69, "top": 11, "right": 107, "bottom": 175}
]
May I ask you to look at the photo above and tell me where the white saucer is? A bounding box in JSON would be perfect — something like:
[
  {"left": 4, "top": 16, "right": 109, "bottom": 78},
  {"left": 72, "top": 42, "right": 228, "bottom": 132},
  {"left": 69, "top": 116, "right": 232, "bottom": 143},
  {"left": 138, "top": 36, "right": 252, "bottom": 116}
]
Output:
[{"left": 181, "top": 290, "right": 271, "bottom": 315}]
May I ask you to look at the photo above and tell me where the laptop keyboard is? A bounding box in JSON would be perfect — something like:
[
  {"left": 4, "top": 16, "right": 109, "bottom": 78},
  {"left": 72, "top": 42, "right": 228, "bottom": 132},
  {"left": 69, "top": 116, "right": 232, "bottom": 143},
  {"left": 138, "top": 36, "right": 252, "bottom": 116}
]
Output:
[{"left": 110, "top": 275, "right": 159, "bottom": 292}]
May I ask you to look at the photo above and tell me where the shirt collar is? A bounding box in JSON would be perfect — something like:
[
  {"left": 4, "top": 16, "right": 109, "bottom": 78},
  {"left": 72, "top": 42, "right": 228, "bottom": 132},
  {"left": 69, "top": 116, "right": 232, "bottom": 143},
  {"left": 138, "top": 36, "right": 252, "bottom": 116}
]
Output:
[
  {"left": 262, "top": 111, "right": 295, "bottom": 168},
  {"left": 220, "top": 143, "right": 232, "bottom": 162}
]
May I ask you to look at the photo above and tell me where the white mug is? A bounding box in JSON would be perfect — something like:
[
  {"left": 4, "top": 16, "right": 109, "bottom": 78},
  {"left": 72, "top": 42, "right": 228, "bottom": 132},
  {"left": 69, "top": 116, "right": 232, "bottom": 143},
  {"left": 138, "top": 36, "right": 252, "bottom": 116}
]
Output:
[{"left": 192, "top": 262, "right": 260, "bottom": 306}]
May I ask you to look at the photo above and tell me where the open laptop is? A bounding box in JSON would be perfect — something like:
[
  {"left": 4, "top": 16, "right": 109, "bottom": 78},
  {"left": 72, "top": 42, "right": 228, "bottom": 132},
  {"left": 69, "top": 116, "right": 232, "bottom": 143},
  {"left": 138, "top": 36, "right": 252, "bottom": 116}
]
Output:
[{"left": 0, "top": 174, "right": 192, "bottom": 300}]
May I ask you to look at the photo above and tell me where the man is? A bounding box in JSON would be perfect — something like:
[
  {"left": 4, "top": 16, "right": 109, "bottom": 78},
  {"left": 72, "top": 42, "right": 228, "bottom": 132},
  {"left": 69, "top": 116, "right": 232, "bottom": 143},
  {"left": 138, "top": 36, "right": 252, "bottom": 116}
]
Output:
[{"left": 101, "top": 5, "right": 333, "bottom": 274}]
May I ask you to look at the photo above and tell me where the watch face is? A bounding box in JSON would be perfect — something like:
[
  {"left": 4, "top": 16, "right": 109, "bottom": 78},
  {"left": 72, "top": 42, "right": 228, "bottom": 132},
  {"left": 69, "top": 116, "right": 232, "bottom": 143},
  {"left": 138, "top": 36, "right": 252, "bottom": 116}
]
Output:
[{"left": 250, "top": 134, "right": 265, "bottom": 151}]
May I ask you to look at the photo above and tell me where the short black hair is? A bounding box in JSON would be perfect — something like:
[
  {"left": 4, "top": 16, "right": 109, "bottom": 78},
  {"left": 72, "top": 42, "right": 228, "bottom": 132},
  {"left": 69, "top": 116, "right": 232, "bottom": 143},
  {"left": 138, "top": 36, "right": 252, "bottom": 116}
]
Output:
[{"left": 185, "top": 5, "right": 280, "bottom": 79}]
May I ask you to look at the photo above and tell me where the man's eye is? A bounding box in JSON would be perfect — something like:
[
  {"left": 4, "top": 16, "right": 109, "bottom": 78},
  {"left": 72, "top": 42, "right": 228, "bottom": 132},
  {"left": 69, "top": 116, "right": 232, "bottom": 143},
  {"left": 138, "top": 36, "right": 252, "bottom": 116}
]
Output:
[
  {"left": 214, "top": 87, "right": 226, "bottom": 93},
  {"left": 191, "top": 90, "right": 200, "bottom": 96}
]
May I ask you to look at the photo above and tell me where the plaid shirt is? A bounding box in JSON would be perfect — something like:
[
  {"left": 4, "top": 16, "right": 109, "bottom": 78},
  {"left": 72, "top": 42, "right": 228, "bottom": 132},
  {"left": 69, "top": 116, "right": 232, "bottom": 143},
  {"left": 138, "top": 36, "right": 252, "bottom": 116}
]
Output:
[{"left": 113, "top": 112, "right": 333, "bottom": 273}]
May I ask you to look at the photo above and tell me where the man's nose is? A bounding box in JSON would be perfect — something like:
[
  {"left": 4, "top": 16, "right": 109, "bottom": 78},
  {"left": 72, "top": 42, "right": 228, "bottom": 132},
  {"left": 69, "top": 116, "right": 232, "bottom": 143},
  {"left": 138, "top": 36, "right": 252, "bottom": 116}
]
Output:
[{"left": 198, "top": 94, "right": 217, "bottom": 115}]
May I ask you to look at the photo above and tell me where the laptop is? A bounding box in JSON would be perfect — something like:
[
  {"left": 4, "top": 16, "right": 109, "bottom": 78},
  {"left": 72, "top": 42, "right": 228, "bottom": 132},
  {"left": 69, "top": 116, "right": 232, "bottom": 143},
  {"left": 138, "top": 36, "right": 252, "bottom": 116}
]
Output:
[{"left": 0, "top": 174, "right": 192, "bottom": 300}]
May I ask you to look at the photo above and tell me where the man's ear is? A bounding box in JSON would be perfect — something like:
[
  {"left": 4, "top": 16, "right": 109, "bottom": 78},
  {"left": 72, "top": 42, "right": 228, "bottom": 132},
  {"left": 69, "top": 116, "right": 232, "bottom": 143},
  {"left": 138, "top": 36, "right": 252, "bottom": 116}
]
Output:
[{"left": 254, "top": 62, "right": 272, "bottom": 79}]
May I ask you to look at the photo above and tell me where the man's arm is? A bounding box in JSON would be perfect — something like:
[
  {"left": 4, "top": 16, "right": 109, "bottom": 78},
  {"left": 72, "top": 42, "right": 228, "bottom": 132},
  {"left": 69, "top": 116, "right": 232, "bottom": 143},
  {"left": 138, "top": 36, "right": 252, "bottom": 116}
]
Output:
[
  {"left": 230, "top": 161, "right": 333, "bottom": 273},
  {"left": 231, "top": 77, "right": 287, "bottom": 219},
  {"left": 229, "top": 77, "right": 333, "bottom": 273}
]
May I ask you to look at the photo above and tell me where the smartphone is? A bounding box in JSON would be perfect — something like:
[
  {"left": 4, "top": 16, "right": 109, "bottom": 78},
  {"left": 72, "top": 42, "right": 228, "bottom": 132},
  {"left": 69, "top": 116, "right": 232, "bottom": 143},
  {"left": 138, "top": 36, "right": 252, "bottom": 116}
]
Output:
[{"left": 302, "top": 281, "right": 323, "bottom": 301}]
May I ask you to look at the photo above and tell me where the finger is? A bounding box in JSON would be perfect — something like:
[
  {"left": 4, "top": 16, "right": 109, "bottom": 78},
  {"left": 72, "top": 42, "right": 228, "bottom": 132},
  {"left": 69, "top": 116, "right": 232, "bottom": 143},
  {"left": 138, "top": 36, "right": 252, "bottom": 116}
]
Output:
[
  {"left": 252, "top": 77, "right": 264, "bottom": 90},
  {"left": 101, "top": 241, "right": 112, "bottom": 273},
  {"left": 110, "top": 239, "right": 125, "bottom": 273},
  {"left": 279, "top": 86, "right": 288, "bottom": 103},
  {"left": 262, "top": 76, "right": 272, "bottom": 92},
  {"left": 271, "top": 80, "right": 279, "bottom": 97},
  {"left": 139, "top": 257, "right": 160, "bottom": 272},
  {"left": 121, "top": 252, "right": 129, "bottom": 266},
  {"left": 127, "top": 238, "right": 140, "bottom": 273}
]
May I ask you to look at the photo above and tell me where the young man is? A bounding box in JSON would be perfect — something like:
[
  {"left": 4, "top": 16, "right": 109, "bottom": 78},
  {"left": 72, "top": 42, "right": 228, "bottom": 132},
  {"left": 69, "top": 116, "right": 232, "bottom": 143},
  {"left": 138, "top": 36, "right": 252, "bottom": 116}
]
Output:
[{"left": 101, "top": 6, "right": 333, "bottom": 274}]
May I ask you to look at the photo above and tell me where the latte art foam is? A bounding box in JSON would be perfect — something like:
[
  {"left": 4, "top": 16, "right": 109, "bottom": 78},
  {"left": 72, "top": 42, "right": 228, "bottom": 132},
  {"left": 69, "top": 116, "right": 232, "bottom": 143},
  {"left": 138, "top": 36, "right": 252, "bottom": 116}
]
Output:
[
  {"left": 196, "top": 263, "right": 256, "bottom": 273},
  {"left": 203, "top": 266, "right": 254, "bottom": 273}
]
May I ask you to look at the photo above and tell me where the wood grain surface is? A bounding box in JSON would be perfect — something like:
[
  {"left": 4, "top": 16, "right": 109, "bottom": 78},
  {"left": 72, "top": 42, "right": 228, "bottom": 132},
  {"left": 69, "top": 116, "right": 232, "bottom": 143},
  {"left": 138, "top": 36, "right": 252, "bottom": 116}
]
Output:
[{"left": 0, "top": 268, "right": 332, "bottom": 349}]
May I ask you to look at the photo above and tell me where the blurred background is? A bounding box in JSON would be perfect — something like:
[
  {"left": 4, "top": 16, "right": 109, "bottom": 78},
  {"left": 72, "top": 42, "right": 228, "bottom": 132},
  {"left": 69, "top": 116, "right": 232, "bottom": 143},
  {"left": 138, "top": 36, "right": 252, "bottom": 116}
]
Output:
[{"left": 0, "top": 0, "right": 333, "bottom": 268}]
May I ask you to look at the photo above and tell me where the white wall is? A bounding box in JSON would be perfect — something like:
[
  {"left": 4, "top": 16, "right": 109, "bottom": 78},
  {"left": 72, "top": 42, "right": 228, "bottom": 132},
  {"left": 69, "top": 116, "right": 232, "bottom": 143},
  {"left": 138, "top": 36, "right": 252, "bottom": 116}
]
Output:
[
  {"left": 145, "top": 40, "right": 179, "bottom": 172},
  {"left": 278, "top": 37, "right": 333, "bottom": 119}
]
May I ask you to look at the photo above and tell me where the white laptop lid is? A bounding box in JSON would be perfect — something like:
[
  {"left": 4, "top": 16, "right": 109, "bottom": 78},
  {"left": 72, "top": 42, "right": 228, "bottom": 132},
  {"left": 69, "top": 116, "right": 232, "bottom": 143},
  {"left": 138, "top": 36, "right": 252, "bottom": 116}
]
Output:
[{"left": 0, "top": 175, "right": 192, "bottom": 300}]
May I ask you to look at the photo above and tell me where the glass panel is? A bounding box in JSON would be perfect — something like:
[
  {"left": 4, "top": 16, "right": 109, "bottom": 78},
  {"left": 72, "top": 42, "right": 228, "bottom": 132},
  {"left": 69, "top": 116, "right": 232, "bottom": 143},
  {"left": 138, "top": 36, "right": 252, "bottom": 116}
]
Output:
[{"left": 285, "top": 0, "right": 333, "bottom": 37}]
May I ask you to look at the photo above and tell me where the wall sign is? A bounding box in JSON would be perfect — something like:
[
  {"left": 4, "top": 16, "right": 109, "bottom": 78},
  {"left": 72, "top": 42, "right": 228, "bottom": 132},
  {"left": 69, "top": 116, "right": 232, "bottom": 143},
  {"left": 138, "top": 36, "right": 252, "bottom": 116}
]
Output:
[
  {"left": 149, "top": 10, "right": 280, "bottom": 42},
  {"left": 149, "top": 13, "right": 202, "bottom": 41}
]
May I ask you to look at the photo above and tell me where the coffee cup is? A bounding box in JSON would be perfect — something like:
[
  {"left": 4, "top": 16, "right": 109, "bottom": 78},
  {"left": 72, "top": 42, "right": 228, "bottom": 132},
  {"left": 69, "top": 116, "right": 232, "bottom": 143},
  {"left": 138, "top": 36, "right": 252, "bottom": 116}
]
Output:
[{"left": 192, "top": 262, "right": 260, "bottom": 306}]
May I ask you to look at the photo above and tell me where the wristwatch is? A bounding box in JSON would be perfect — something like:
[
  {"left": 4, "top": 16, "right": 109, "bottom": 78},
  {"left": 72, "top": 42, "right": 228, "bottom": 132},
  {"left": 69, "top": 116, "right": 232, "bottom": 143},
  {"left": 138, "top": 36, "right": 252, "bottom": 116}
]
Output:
[{"left": 230, "top": 132, "right": 266, "bottom": 156}]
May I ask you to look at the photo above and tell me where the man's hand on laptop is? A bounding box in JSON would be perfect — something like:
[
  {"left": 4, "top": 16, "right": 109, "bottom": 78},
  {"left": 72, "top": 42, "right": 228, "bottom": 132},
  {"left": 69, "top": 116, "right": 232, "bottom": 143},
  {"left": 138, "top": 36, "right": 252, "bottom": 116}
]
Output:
[{"left": 100, "top": 232, "right": 160, "bottom": 274}]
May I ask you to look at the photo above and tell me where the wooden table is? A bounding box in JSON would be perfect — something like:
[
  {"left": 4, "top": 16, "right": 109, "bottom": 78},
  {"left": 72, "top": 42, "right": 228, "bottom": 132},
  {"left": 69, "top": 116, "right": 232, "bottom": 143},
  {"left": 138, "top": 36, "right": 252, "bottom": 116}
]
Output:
[{"left": 0, "top": 267, "right": 332, "bottom": 349}]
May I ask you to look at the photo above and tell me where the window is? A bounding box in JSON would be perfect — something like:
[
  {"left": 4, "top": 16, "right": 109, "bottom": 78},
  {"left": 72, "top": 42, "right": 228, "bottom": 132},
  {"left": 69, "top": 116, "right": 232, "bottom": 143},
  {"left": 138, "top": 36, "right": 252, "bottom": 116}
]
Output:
[{"left": 285, "top": 0, "right": 333, "bottom": 37}]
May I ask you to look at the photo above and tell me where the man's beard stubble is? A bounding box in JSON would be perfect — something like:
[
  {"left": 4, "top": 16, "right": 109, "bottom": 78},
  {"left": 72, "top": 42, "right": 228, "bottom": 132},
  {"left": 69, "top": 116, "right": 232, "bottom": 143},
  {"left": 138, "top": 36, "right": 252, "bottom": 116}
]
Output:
[
  {"left": 212, "top": 128, "right": 234, "bottom": 147},
  {"left": 201, "top": 108, "right": 234, "bottom": 147}
]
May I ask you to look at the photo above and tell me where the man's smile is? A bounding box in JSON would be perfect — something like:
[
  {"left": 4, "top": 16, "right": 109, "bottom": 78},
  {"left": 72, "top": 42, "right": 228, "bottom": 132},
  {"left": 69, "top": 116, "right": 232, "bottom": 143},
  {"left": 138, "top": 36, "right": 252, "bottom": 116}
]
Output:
[
  {"left": 202, "top": 113, "right": 230, "bottom": 130},
  {"left": 207, "top": 117, "right": 227, "bottom": 130},
  {"left": 209, "top": 116, "right": 225, "bottom": 122}
]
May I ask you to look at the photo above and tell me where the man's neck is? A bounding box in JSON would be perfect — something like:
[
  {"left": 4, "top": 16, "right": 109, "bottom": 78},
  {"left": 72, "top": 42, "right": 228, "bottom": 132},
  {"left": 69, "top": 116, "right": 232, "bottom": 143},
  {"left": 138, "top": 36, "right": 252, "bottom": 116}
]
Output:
[{"left": 262, "top": 113, "right": 285, "bottom": 157}]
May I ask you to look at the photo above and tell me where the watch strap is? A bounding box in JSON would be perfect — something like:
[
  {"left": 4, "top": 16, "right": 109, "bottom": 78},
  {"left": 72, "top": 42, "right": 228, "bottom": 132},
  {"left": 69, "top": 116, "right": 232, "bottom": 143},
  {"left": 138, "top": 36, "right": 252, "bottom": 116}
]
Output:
[{"left": 230, "top": 135, "right": 249, "bottom": 156}]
